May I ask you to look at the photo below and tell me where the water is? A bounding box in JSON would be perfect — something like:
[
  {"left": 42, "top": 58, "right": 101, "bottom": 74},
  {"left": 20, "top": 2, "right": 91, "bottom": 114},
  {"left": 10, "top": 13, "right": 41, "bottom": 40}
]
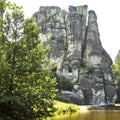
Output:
[
  {"left": 48, "top": 107, "right": 120, "bottom": 120},
  {"left": 78, "top": 110, "right": 120, "bottom": 120}
]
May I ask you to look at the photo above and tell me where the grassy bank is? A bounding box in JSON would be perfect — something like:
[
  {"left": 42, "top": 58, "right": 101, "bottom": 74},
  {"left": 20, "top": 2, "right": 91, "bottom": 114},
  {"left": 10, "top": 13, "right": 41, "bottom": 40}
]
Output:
[
  {"left": 55, "top": 101, "right": 79, "bottom": 114},
  {"left": 47, "top": 101, "right": 79, "bottom": 120}
]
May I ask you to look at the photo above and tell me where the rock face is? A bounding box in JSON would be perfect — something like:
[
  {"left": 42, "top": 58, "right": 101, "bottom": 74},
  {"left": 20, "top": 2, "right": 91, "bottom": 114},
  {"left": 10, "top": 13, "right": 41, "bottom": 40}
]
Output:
[{"left": 33, "top": 5, "right": 117, "bottom": 105}]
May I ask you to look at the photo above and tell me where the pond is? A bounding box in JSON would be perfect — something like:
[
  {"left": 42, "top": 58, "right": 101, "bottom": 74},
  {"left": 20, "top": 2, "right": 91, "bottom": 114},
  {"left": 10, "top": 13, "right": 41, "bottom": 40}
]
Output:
[{"left": 48, "top": 106, "right": 120, "bottom": 120}]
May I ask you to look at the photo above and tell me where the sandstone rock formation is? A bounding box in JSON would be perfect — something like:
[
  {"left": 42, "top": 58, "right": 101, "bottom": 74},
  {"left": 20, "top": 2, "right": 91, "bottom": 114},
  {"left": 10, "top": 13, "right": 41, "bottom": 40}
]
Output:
[{"left": 33, "top": 5, "right": 117, "bottom": 105}]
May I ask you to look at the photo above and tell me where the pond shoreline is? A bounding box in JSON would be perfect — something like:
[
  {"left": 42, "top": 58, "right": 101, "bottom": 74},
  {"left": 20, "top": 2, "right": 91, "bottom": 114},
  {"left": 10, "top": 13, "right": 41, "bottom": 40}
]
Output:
[
  {"left": 78, "top": 104, "right": 120, "bottom": 110},
  {"left": 47, "top": 104, "right": 120, "bottom": 120}
]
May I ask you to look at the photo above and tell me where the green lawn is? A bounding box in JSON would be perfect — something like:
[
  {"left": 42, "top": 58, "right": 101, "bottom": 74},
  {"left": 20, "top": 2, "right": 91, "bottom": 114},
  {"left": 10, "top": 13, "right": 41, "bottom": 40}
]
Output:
[{"left": 47, "top": 101, "right": 79, "bottom": 120}]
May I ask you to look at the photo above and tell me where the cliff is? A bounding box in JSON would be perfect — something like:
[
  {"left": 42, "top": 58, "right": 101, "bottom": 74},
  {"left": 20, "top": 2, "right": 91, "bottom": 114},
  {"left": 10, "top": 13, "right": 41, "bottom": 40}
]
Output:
[{"left": 33, "top": 5, "right": 117, "bottom": 105}]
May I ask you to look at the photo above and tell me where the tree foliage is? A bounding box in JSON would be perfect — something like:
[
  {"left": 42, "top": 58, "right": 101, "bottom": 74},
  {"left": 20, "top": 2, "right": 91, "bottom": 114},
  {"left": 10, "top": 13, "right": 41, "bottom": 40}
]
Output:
[
  {"left": 0, "top": 1, "right": 57, "bottom": 119},
  {"left": 57, "top": 77, "right": 73, "bottom": 91},
  {"left": 112, "top": 50, "right": 120, "bottom": 103}
]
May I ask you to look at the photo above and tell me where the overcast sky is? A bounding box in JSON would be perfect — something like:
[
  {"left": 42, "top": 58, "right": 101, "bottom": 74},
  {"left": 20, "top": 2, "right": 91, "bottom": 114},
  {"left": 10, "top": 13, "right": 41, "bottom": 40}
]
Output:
[{"left": 9, "top": 0, "right": 120, "bottom": 61}]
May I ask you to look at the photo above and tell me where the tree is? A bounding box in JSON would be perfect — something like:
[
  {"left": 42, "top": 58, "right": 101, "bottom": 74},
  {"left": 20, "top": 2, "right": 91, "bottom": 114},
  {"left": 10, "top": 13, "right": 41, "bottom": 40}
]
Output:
[
  {"left": 0, "top": 1, "right": 57, "bottom": 119},
  {"left": 112, "top": 50, "right": 120, "bottom": 103},
  {"left": 57, "top": 77, "right": 73, "bottom": 91}
]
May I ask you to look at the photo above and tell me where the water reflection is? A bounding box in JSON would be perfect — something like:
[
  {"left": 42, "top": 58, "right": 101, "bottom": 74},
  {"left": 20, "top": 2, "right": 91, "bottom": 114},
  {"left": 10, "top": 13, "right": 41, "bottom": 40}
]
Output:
[
  {"left": 79, "top": 110, "right": 120, "bottom": 120},
  {"left": 49, "top": 110, "right": 120, "bottom": 120}
]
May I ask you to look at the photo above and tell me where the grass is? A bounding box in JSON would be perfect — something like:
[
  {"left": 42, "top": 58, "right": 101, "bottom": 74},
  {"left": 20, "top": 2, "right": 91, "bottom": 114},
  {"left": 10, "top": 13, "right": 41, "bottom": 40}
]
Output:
[
  {"left": 55, "top": 101, "right": 79, "bottom": 114},
  {"left": 47, "top": 100, "right": 79, "bottom": 120}
]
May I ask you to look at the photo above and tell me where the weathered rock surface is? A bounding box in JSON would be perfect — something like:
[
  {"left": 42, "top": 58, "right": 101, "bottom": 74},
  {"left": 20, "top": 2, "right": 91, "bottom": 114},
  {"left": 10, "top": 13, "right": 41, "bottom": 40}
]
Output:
[
  {"left": 59, "top": 91, "right": 83, "bottom": 104},
  {"left": 33, "top": 5, "right": 117, "bottom": 105}
]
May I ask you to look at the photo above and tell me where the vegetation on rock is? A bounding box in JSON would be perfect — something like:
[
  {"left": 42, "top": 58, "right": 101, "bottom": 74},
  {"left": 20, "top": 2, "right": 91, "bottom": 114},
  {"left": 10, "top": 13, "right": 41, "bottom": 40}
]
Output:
[{"left": 57, "top": 77, "right": 73, "bottom": 91}]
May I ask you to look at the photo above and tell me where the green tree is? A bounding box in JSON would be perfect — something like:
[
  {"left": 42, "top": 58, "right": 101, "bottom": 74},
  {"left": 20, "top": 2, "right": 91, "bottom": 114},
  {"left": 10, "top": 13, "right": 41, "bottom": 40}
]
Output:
[
  {"left": 0, "top": 1, "right": 57, "bottom": 119},
  {"left": 112, "top": 50, "right": 120, "bottom": 103},
  {"left": 57, "top": 77, "right": 73, "bottom": 91}
]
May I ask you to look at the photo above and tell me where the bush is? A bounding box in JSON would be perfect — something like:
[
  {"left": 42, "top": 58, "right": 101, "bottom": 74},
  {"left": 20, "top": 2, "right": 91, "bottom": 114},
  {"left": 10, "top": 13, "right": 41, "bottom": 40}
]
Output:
[
  {"left": 50, "top": 35, "right": 56, "bottom": 40},
  {"left": 57, "top": 77, "right": 73, "bottom": 91}
]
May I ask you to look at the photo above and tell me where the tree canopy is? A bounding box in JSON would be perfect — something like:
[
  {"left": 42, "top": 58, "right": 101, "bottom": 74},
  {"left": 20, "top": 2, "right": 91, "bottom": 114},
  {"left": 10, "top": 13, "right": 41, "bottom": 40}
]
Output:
[
  {"left": 112, "top": 50, "right": 120, "bottom": 103},
  {"left": 0, "top": 1, "right": 57, "bottom": 119}
]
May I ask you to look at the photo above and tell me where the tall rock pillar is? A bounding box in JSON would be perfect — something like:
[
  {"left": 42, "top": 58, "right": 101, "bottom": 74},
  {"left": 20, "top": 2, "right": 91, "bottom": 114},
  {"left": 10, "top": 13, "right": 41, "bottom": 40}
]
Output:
[
  {"left": 82, "top": 10, "right": 117, "bottom": 105},
  {"left": 67, "top": 5, "right": 87, "bottom": 59}
]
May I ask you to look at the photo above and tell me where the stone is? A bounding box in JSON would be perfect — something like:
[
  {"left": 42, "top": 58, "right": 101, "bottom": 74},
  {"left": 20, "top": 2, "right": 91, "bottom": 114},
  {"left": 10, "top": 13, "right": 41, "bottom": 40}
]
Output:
[
  {"left": 105, "top": 85, "right": 116, "bottom": 98},
  {"left": 92, "top": 88, "right": 106, "bottom": 105},
  {"left": 60, "top": 91, "right": 82, "bottom": 104},
  {"left": 33, "top": 5, "right": 117, "bottom": 106}
]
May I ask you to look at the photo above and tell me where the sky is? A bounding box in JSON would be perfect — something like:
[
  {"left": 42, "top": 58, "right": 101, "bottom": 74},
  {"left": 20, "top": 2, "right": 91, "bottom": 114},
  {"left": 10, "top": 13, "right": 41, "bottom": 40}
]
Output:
[{"left": 9, "top": 0, "right": 120, "bottom": 61}]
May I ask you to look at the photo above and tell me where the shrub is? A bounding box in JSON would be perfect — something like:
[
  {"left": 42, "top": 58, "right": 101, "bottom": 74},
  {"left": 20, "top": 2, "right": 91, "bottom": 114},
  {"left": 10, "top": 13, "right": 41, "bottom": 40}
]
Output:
[{"left": 57, "top": 77, "right": 73, "bottom": 91}]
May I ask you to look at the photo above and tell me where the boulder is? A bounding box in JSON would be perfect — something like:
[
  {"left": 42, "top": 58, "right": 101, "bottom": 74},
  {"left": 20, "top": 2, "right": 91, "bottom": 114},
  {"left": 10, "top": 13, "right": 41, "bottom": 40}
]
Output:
[{"left": 60, "top": 91, "right": 82, "bottom": 104}]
